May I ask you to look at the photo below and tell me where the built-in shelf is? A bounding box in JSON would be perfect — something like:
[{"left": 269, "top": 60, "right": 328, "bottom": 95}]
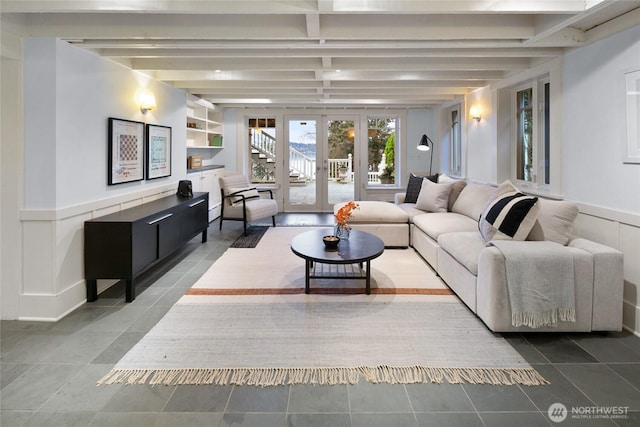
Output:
[{"left": 186, "top": 96, "right": 224, "bottom": 148}]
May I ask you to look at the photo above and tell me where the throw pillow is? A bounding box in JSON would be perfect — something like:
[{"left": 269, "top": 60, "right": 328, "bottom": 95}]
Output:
[
  {"left": 527, "top": 199, "right": 579, "bottom": 245},
  {"left": 415, "top": 178, "right": 454, "bottom": 213},
  {"left": 404, "top": 173, "right": 438, "bottom": 204},
  {"left": 227, "top": 187, "right": 260, "bottom": 206},
  {"left": 479, "top": 191, "right": 540, "bottom": 242}
]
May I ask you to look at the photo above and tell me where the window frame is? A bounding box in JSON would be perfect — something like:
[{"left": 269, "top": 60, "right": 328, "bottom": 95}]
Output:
[
  {"left": 512, "top": 78, "right": 550, "bottom": 191},
  {"left": 450, "top": 107, "right": 462, "bottom": 176},
  {"left": 365, "top": 114, "right": 401, "bottom": 188}
]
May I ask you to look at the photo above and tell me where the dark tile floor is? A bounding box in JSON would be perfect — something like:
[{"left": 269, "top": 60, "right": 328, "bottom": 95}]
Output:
[{"left": 1, "top": 214, "right": 639, "bottom": 427}]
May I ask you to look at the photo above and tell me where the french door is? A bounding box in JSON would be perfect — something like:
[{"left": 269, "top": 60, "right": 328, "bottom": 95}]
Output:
[{"left": 284, "top": 115, "right": 356, "bottom": 212}]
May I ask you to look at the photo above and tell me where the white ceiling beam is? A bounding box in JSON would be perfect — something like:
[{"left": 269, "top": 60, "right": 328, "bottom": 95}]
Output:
[
  {"left": 96, "top": 46, "right": 562, "bottom": 59},
  {"left": 130, "top": 56, "right": 530, "bottom": 72},
  {"left": 0, "top": 0, "right": 592, "bottom": 14}
]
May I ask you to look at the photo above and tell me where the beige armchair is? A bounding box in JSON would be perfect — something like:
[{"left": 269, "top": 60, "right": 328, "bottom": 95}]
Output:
[{"left": 219, "top": 174, "right": 278, "bottom": 235}]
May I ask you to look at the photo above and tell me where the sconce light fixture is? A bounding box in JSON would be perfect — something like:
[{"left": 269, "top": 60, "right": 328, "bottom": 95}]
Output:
[
  {"left": 138, "top": 90, "right": 157, "bottom": 114},
  {"left": 417, "top": 134, "right": 434, "bottom": 175},
  {"left": 469, "top": 105, "right": 481, "bottom": 122}
]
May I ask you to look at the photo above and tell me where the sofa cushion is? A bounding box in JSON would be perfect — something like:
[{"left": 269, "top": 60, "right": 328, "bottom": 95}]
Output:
[
  {"left": 396, "top": 203, "right": 428, "bottom": 221},
  {"left": 479, "top": 190, "right": 539, "bottom": 242},
  {"left": 451, "top": 183, "right": 496, "bottom": 220},
  {"left": 527, "top": 198, "right": 579, "bottom": 245},
  {"left": 337, "top": 200, "right": 408, "bottom": 223},
  {"left": 416, "top": 179, "right": 453, "bottom": 213},
  {"left": 438, "top": 231, "right": 486, "bottom": 276},
  {"left": 404, "top": 173, "right": 438, "bottom": 204},
  {"left": 413, "top": 212, "right": 479, "bottom": 241}
]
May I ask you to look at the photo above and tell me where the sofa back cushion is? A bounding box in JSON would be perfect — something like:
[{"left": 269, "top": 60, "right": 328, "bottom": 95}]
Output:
[
  {"left": 451, "top": 183, "right": 496, "bottom": 220},
  {"left": 438, "top": 173, "right": 467, "bottom": 211},
  {"left": 527, "top": 199, "right": 579, "bottom": 245}
]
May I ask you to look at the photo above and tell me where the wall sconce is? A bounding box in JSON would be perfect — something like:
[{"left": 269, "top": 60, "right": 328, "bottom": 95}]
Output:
[
  {"left": 469, "top": 105, "right": 481, "bottom": 122},
  {"left": 138, "top": 90, "right": 157, "bottom": 114}
]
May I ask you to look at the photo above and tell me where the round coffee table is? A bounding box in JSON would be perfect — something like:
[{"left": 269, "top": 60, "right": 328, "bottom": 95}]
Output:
[{"left": 290, "top": 228, "right": 384, "bottom": 294}]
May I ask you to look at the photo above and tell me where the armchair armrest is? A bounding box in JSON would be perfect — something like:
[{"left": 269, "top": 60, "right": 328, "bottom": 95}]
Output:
[{"left": 257, "top": 188, "right": 274, "bottom": 199}]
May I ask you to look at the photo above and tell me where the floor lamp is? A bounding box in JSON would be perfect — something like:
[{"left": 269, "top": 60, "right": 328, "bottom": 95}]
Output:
[{"left": 417, "top": 134, "right": 434, "bottom": 175}]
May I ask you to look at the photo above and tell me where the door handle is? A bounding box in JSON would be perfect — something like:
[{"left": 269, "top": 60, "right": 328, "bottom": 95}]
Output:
[{"left": 147, "top": 213, "right": 173, "bottom": 225}]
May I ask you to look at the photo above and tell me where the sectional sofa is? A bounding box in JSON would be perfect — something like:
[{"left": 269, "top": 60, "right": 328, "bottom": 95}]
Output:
[{"left": 339, "top": 174, "right": 624, "bottom": 333}]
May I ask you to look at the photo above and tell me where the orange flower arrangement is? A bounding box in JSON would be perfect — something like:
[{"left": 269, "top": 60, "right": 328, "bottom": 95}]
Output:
[{"left": 335, "top": 201, "right": 359, "bottom": 229}]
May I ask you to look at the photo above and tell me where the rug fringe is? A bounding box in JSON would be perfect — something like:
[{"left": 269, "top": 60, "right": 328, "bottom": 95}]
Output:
[{"left": 97, "top": 366, "right": 548, "bottom": 387}]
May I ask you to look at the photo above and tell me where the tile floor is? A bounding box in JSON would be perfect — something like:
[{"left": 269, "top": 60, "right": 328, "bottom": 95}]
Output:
[{"left": 1, "top": 214, "right": 640, "bottom": 427}]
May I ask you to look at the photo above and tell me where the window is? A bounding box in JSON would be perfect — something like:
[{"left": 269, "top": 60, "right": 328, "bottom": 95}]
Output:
[
  {"left": 367, "top": 116, "right": 397, "bottom": 185},
  {"left": 450, "top": 108, "right": 461, "bottom": 175},
  {"left": 514, "top": 80, "right": 550, "bottom": 187},
  {"left": 248, "top": 118, "right": 277, "bottom": 184},
  {"left": 516, "top": 87, "right": 534, "bottom": 182}
]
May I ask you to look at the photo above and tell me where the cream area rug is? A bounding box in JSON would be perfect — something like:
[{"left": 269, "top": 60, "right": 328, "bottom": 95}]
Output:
[{"left": 98, "top": 227, "right": 547, "bottom": 387}]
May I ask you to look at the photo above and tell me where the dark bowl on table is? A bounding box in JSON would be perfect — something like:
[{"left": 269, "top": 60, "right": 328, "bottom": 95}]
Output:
[{"left": 322, "top": 235, "right": 339, "bottom": 249}]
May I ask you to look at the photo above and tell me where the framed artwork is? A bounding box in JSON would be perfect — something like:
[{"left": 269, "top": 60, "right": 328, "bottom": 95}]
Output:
[
  {"left": 108, "top": 117, "right": 145, "bottom": 185},
  {"left": 624, "top": 69, "right": 640, "bottom": 164},
  {"left": 146, "top": 124, "right": 172, "bottom": 179}
]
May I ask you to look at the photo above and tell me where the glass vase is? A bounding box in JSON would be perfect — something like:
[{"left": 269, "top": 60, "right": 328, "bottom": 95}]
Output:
[{"left": 334, "top": 224, "right": 350, "bottom": 241}]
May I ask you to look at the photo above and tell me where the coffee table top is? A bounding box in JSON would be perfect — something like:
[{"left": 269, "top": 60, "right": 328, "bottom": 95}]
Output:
[{"left": 290, "top": 228, "right": 384, "bottom": 264}]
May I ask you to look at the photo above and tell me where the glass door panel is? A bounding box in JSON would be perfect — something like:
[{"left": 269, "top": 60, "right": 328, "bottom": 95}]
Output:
[
  {"left": 286, "top": 117, "right": 321, "bottom": 211},
  {"left": 284, "top": 115, "right": 357, "bottom": 212},
  {"left": 327, "top": 118, "right": 355, "bottom": 206}
]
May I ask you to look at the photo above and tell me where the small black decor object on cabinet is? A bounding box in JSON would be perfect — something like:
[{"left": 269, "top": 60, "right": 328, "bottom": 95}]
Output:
[
  {"left": 84, "top": 192, "right": 208, "bottom": 302},
  {"left": 177, "top": 180, "right": 193, "bottom": 197}
]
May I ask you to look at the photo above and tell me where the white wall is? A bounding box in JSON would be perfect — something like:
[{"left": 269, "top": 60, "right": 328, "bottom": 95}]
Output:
[
  {"left": 465, "top": 86, "right": 496, "bottom": 184},
  {"left": 1, "top": 30, "right": 25, "bottom": 320},
  {"left": 24, "top": 39, "right": 188, "bottom": 209},
  {"left": 3, "top": 38, "right": 190, "bottom": 320},
  {"left": 563, "top": 25, "right": 640, "bottom": 214},
  {"left": 562, "top": 24, "right": 640, "bottom": 333}
]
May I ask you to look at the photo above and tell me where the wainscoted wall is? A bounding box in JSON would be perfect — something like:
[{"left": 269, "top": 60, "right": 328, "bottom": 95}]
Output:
[
  {"left": 19, "top": 185, "right": 176, "bottom": 321},
  {"left": 574, "top": 204, "right": 640, "bottom": 335}
]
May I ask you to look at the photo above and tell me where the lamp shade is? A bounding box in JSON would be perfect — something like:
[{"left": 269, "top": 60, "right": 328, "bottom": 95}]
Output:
[{"left": 417, "top": 134, "right": 431, "bottom": 151}]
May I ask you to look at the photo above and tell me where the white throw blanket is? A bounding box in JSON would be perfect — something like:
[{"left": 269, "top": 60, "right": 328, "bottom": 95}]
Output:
[{"left": 490, "top": 240, "right": 576, "bottom": 328}]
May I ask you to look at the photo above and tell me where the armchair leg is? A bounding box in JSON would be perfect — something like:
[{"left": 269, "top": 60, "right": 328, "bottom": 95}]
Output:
[{"left": 272, "top": 216, "right": 276, "bottom": 227}]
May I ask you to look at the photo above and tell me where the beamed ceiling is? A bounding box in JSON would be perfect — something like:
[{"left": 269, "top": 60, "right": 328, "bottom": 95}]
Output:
[{"left": 2, "top": 0, "right": 640, "bottom": 109}]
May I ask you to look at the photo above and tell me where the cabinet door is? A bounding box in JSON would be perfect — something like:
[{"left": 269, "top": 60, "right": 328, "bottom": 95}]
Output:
[
  {"left": 181, "top": 196, "right": 208, "bottom": 241},
  {"left": 158, "top": 211, "right": 182, "bottom": 259},
  {"left": 132, "top": 221, "right": 159, "bottom": 275},
  {"left": 187, "top": 172, "right": 203, "bottom": 192},
  {"left": 201, "top": 170, "right": 217, "bottom": 210}
]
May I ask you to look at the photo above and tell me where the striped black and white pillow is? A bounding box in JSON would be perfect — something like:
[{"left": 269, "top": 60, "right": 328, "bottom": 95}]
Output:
[{"left": 479, "top": 192, "right": 540, "bottom": 243}]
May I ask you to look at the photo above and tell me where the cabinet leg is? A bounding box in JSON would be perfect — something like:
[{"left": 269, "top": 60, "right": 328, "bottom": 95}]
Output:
[
  {"left": 202, "top": 229, "right": 207, "bottom": 243},
  {"left": 86, "top": 279, "right": 98, "bottom": 302},
  {"left": 125, "top": 279, "right": 136, "bottom": 302}
]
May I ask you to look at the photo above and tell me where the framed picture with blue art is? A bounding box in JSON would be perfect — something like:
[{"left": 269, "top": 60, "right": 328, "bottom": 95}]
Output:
[
  {"left": 145, "top": 124, "right": 172, "bottom": 180},
  {"left": 108, "top": 117, "right": 145, "bottom": 185}
]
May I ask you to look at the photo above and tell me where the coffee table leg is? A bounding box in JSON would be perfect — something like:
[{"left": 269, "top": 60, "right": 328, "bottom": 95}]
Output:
[
  {"left": 365, "top": 260, "right": 371, "bottom": 295},
  {"left": 305, "top": 259, "right": 311, "bottom": 294}
]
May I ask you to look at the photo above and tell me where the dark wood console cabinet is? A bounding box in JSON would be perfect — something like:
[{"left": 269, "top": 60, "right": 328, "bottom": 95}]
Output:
[{"left": 84, "top": 192, "right": 209, "bottom": 302}]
